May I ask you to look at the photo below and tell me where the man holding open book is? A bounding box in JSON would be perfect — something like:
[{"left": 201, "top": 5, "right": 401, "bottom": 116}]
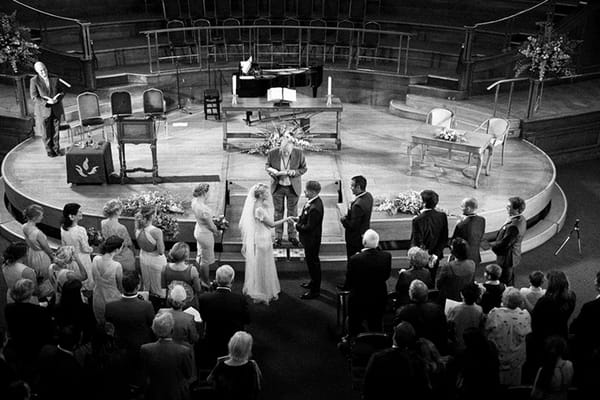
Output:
[{"left": 30, "top": 61, "right": 67, "bottom": 157}]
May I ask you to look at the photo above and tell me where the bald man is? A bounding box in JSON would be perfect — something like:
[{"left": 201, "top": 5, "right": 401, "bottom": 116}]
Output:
[
  {"left": 451, "top": 197, "right": 485, "bottom": 267},
  {"left": 30, "top": 61, "right": 65, "bottom": 157}
]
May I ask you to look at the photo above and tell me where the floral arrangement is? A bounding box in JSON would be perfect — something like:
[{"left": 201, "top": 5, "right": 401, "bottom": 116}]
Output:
[
  {"left": 375, "top": 190, "right": 423, "bottom": 216},
  {"left": 86, "top": 226, "right": 104, "bottom": 246},
  {"left": 243, "top": 119, "right": 324, "bottom": 155},
  {"left": 120, "top": 191, "right": 187, "bottom": 240},
  {"left": 0, "top": 12, "right": 39, "bottom": 74},
  {"left": 434, "top": 127, "right": 466, "bottom": 142},
  {"left": 515, "top": 24, "right": 578, "bottom": 81},
  {"left": 212, "top": 215, "right": 229, "bottom": 231}
]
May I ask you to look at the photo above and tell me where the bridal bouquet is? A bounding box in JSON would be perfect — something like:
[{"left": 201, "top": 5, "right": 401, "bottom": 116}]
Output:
[
  {"left": 375, "top": 190, "right": 423, "bottom": 216},
  {"left": 244, "top": 120, "right": 324, "bottom": 155},
  {"left": 86, "top": 226, "right": 104, "bottom": 246},
  {"left": 120, "top": 191, "right": 187, "bottom": 239},
  {"left": 213, "top": 215, "right": 229, "bottom": 231},
  {"left": 435, "top": 127, "right": 466, "bottom": 142}
]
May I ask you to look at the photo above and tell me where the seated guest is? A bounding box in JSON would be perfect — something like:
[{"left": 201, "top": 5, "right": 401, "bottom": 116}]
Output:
[
  {"left": 436, "top": 238, "right": 476, "bottom": 302},
  {"left": 208, "top": 331, "right": 262, "bottom": 400},
  {"left": 92, "top": 236, "right": 124, "bottom": 324},
  {"left": 520, "top": 270, "right": 546, "bottom": 312},
  {"left": 363, "top": 322, "right": 431, "bottom": 400},
  {"left": 53, "top": 278, "right": 96, "bottom": 345},
  {"left": 2, "top": 243, "right": 37, "bottom": 304},
  {"left": 451, "top": 197, "right": 485, "bottom": 268},
  {"left": 159, "top": 285, "right": 199, "bottom": 347},
  {"left": 4, "top": 279, "right": 54, "bottom": 381},
  {"left": 198, "top": 265, "right": 250, "bottom": 365},
  {"left": 161, "top": 242, "right": 202, "bottom": 310},
  {"left": 531, "top": 336, "right": 573, "bottom": 400},
  {"left": 48, "top": 246, "right": 88, "bottom": 304},
  {"left": 346, "top": 229, "right": 392, "bottom": 336},
  {"left": 485, "top": 287, "right": 531, "bottom": 386},
  {"left": 479, "top": 264, "right": 505, "bottom": 314},
  {"left": 395, "top": 247, "right": 433, "bottom": 306},
  {"left": 140, "top": 313, "right": 194, "bottom": 400},
  {"left": 394, "top": 280, "right": 448, "bottom": 354},
  {"left": 457, "top": 328, "right": 500, "bottom": 400},
  {"left": 447, "top": 282, "right": 484, "bottom": 354}
]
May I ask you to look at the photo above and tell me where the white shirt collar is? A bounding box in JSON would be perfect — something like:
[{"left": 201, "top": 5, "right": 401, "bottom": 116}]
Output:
[
  {"left": 122, "top": 293, "right": 139, "bottom": 299},
  {"left": 354, "top": 191, "right": 367, "bottom": 199}
]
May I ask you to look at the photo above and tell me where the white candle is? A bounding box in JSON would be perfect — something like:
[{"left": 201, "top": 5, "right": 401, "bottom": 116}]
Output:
[
  {"left": 232, "top": 75, "right": 237, "bottom": 96},
  {"left": 327, "top": 76, "right": 332, "bottom": 96}
]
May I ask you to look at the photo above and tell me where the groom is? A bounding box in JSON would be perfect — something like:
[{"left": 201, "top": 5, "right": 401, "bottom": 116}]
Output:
[
  {"left": 292, "top": 180, "right": 324, "bottom": 300},
  {"left": 266, "top": 137, "right": 307, "bottom": 247}
]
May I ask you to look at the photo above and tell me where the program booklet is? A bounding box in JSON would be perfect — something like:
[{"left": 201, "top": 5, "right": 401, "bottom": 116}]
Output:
[{"left": 267, "top": 87, "right": 296, "bottom": 104}]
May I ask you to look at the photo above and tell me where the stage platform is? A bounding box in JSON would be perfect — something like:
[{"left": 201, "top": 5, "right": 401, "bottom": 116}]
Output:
[{"left": 1, "top": 101, "right": 565, "bottom": 269}]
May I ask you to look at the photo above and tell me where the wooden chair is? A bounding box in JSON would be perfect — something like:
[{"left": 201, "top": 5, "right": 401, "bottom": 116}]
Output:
[
  {"left": 167, "top": 19, "right": 196, "bottom": 64},
  {"left": 192, "top": 18, "right": 217, "bottom": 67},
  {"left": 474, "top": 117, "right": 510, "bottom": 167},
  {"left": 110, "top": 91, "right": 133, "bottom": 140},
  {"left": 222, "top": 17, "right": 245, "bottom": 62},
  {"left": 115, "top": 118, "right": 158, "bottom": 185},
  {"left": 253, "top": 17, "right": 273, "bottom": 64},
  {"left": 77, "top": 92, "right": 107, "bottom": 143},
  {"left": 143, "top": 88, "right": 168, "bottom": 137},
  {"left": 307, "top": 18, "right": 328, "bottom": 64},
  {"left": 426, "top": 107, "right": 455, "bottom": 129},
  {"left": 356, "top": 20, "right": 380, "bottom": 68},
  {"left": 332, "top": 19, "right": 354, "bottom": 68}
]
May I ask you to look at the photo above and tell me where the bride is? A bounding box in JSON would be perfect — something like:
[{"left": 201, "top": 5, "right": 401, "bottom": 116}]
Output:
[{"left": 238, "top": 183, "right": 288, "bottom": 304}]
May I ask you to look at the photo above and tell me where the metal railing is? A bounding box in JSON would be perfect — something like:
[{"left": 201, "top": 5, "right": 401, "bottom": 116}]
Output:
[{"left": 486, "top": 77, "right": 529, "bottom": 118}]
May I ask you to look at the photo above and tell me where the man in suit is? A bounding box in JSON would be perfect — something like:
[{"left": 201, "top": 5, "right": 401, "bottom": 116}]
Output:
[
  {"left": 197, "top": 265, "right": 250, "bottom": 364},
  {"left": 265, "top": 137, "right": 307, "bottom": 247},
  {"left": 346, "top": 229, "right": 392, "bottom": 336},
  {"left": 341, "top": 175, "right": 373, "bottom": 260},
  {"left": 30, "top": 61, "right": 66, "bottom": 157},
  {"left": 141, "top": 313, "right": 194, "bottom": 400},
  {"left": 410, "top": 189, "right": 448, "bottom": 280},
  {"left": 489, "top": 196, "right": 526, "bottom": 286},
  {"left": 452, "top": 197, "right": 486, "bottom": 267},
  {"left": 292, "top": 180, "right": 324, "bottom": 299}
]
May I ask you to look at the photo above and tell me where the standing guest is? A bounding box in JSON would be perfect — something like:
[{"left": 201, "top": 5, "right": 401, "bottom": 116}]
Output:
[
  {"left": 53, "top": 279, "right": 96, "bottom": 346},
  {"left": 489, "top": 196, "right": 526, "bottom": 285},
  {"left": 162, "top": 242, "right": 202, "bottom": 310},
  {"left": 436, "top": 238, "right": 476, "bottom": 302},
  {"left": 570, "top": 271, "right": 600, "bottom": 393},
  {"left": 457, "top": 328, "right": 500, "bottom": 400},
  {"left": 520, "top": 270, "right": 546, "bottom": 312},
  {"left": 292, "top": 180, "right": 324, "bottom": 299},
  {"left": 394, "top": 247, "right": 433, "bottom": 306},
  {"left": 447, "top": 282, "right": 484, "bottom": 354},
  {"left": 48, "top": 246, "right": 87, "bottom": 304},
  {"left": 265, "top": 137, "right": 307, "bottom": 247},
  {"left": 346, "top": 229, "right": 392, "bottom": 336},
  {"left": 1, "top": 243, "right": 37, "bottom": 304},
  {"left": 451, "top": 197, "right": 485, "bottom": 268},
  {"left": 21, "top": 205, "right": 53, "bottom": 282},
  {"left": 61, "top": 203, "right": 94, "bottom": 293},
  {"left": 135, "top": 205, "right": 167, "bottom": 311},
  {"left": 159, "top": 285, "right": 199, "bottom": 347},
  {"left": 30, "top": 61, "right": 65, "bottom": 157},
  {"left": 140, "top": 312, "right": 194, "bottom": 400},
  {"left": 101, "top": 200, "right": 136, "bottom": 273},
  {"left": 92, "top": 236, "right": 124, "bottom": 324},
  {"left": 340, "top": 175, "right": 373, "bottom": 262},
  {"left": 410, "top": 189, "right": 448, "bottom": 280},
  {"left": 531, "top": 336, "right": 573, "bottom": 400},
  {"left": 208, "top": 331, "right": 262, "bottom": 400},
  {"left": 0, "top": 329, "right": 17, "bottom": 398},
  {"left": 198, "top": 265, "right": 250, "bottom": 365},
  {"left": 485, "top": 287, "right": 531, "bottom": 386},
  {"left": 479, "top": 264, "right": 506, "bottom": 314},
  {"left": 191, "top": 184, "right": 220, "bottom": 288}
]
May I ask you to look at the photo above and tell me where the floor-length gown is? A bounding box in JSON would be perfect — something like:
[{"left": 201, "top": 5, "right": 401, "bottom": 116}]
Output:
[
  {"left": 23, "top": 226, "right": 52, "bottom": 280},
  {"left": 92, "top": 255, "right": 123, "bottom": 323},
  {"left": 61, "top": 226, "right": 94, "bottom": 291},
  {"left": 242, "top": 207, "right": 280, "bottom": 304},
  {"left": 101, "top": 219, "right": 136, "bottom": 272}
]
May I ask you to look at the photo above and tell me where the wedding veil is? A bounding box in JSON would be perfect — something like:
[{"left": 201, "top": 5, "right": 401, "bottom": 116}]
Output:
[{"left": 239, "top": 184, "right": 259, "bottom": 258}]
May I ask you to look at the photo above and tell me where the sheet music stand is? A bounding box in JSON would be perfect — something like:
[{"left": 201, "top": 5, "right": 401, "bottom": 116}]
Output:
[{"left": 115, "top": 118, "right": 158, "bottom": 184}]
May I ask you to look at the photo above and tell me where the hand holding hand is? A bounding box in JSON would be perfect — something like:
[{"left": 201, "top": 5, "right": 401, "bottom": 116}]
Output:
[
  {"left": 288, "top": 170, "right": 296, "bottom": 177},
  {"left": 288, "top": 216, "right": 299, "bottom": 222}
]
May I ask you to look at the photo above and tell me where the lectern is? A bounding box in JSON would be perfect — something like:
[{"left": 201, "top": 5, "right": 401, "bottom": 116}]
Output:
[{"left": 115, "top": 118, "right": 158, "bottom": 184}]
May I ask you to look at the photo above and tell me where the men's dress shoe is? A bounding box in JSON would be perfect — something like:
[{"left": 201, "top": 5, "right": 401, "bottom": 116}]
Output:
[
  {"left": 300, "top": 282, "right": 311, "bottom": 289},
  {"left": 273, "top": 238, "right": 282, "bottom": 247},
  {"left": 301, "top": 291, "right": 319, "bottom": 300},
  {"left": 336, "top": 283, "right": 348, "bottom": 291},
  {"left": 289, "top": 237, "right": 300, "bottom": 247}
]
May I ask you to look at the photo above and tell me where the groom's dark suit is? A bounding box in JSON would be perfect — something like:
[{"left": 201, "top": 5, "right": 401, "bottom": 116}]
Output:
[{"left": 296, "top": 196, "right": 324, "bottom": 293}]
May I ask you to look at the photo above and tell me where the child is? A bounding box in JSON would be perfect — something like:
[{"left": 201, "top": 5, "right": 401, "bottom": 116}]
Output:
[
  {"left": 479, "top": 264, "right": 505, "bottom": 314},
  {"left": 520, "top": 270, "right": 546, "bottom": 312}
]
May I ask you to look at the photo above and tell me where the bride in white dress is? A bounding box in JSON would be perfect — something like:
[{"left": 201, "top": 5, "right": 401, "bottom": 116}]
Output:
[{"left": 238, "top": 183, "right": 288, "bottom": 305}]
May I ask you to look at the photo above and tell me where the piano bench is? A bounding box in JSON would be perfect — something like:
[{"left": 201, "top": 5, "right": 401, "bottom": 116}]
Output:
[{"left": 203, "top": 89, "right": 221, "bottom": 120}]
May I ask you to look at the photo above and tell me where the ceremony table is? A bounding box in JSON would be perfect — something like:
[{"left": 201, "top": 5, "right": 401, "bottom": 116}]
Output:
[
  {"left": 407, "top": 124, "right": 494, "bottom": 188},
  {"left": 66, "top": 141, "right": 114, "bottom": 185},
  {"left": 221, "top": 96, "right": 343, "bottom": 150}
]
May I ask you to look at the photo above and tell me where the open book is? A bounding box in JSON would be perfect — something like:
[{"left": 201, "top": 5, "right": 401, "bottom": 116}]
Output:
[
  {"left": 267, "top": 87, "right": 296, "bottom": 105},
  {"left": 42, "top": 93, "right": 62, "bottom": 103}
]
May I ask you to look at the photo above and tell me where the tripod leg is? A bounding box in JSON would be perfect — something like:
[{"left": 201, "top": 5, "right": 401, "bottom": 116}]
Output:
[
  {"left": 576, "top": 230, "right": 582, "bottom": 255},
  {"left": 554, "top": 235, "right": 571, "bottom": 256}
]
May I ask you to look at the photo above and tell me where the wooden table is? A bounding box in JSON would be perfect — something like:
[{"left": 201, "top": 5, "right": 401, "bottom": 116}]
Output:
[
  {"left": 221, "top": 96, "right": 343, "bottom": 150},
  {"left": 407, "top": 125, "right": 494, "bottom": 188}
]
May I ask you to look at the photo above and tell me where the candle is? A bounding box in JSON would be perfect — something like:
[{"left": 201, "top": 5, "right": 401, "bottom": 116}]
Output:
[
  {"left": 232, "top": 75, "right": 237, "bottom": 96},
  {"left": 327, "top": 76, "right": 332, "bottom": 96}
]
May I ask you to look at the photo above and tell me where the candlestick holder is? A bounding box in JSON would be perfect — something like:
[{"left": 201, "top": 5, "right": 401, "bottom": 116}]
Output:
[
  {"left": 326, "top": 94, "right": 332, "bottom": 106},
  {"left": 232, "top": 94, "right": 238, "bottom": 105}
]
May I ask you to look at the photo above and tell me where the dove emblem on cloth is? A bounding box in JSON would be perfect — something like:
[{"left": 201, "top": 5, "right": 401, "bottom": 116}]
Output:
[{"left": 75, "top": 157, "right": 99, "bottom": 177}]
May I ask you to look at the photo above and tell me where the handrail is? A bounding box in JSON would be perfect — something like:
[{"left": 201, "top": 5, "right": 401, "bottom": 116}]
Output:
[
  {"left": 487, "top": 77, "right": 529, "bottom": 91},
  {"left": 12, "top": 0, "right": 85, "bottom": 26},
  {"left": 471, "top": 0, "right": 551, "bottom": 28}
]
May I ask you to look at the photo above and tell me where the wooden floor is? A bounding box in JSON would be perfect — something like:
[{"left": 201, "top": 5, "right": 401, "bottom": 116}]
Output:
[{"left": 2, "top": 100, "right": 555, "bottom": 246}]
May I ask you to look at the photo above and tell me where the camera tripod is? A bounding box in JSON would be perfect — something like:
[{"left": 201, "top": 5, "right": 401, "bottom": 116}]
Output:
[{"left": 554, "top": 219, "right": 581, "bottom": 256}]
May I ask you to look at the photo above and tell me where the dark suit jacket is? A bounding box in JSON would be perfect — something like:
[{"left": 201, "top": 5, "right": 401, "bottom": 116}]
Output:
[
  {"left": 491, "top": 215, "right": 526, "bottom": 270},
  {"left": 346, "top": 248, "right": 392, "bottom": 307},
  {"left": 197, "top": 288, "right": 250, "bottom": 356},
  {"left": 5, "top": 302, "right": 54, "bottom": 358},
  {"left": 37, "top": 345, "right": 85, "bottom": 400},
  {"left": 570, "top": 297, "right": 600, "bottom": 360},
  {"left": 394, "top": 301, "right": 448, "bottom": 354},
  {"left": 452, "top": 214, "right": 486, "bottom": 264},
  {"left": 30, "top": 75, "right": 65, "bottom": 119},
  {"left": 105, "top": 296, "right": 155, "bottom": 351},
  {"left": 140, "top": 339, "right": 194, "bottom": 400},
  {"left": 265, "top": 147, "right": 307, "bottom": 196},
  {"left": 341, "top": 192, "right": 374, "bottom": 250},
  {"left": 410, "top": 209, "right": 449, "bottom": 259},
  {"left": 296, "top": 196, "right": 324, "bottom": 248}
]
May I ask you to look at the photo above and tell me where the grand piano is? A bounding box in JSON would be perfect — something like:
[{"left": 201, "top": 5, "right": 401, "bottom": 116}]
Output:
[{"left": 235, "top": 64, "right": 323, "bottom": 98}]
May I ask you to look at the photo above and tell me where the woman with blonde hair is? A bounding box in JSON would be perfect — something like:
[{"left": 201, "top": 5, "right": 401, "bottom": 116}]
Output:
[
  {"left": 162, "top": 242, "right": 202, "bottom": 309},
  {"left": 135, "top": 205, "right": 167, "bottom": 310},
  {"left": 191, "top": 183, "right": 219, "bottom": 288},
  {"left": 101, "top": 199, "right": 136, "bottom": 272},
  {"left": 22, "top": 204, "right": 53, "bottom": 281},
  {"left": 48, "top": 246, "right": 88, "bottom": 304}
]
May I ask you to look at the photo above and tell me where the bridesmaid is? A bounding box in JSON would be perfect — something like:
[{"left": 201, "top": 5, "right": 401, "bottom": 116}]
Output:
[
  {"left": 191, "top": 184, "right": 220, "bottom": 288},
  {"left": 22, "top": 204, "right": 53, "bottom": 283},
  {"left": 92, "top": 236, "right": 124, "bottom": 324},
  {"left": 135, "top": 205, "right": 167, "bottom": 311},
  {"left": 60, "top": 203, "right": 94, "bottom": 294},
  {"left": 2, "top": 242, "right": 37, "bottom": 304},
  {"left": 101, "top": 199, "right": 136, "bottom": 273}
]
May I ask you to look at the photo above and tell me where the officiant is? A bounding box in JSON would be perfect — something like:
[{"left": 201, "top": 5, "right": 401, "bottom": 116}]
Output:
[
  {"left": 30, "top": 61, "right": 66, "bottom": 158},
  {"left": 265, "top": 137, "right": 307, "bottom": 247}
]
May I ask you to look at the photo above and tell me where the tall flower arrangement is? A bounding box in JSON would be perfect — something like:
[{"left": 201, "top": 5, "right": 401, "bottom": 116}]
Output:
[
  {"left": 243, "top": 119, "right": 324, "bottom": 155},
  {"left": 0, "top": 12, "right": 39, "bottom": 74},
  {"left": 120, "top": 191, "right": 186, "bottom": 240}
]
